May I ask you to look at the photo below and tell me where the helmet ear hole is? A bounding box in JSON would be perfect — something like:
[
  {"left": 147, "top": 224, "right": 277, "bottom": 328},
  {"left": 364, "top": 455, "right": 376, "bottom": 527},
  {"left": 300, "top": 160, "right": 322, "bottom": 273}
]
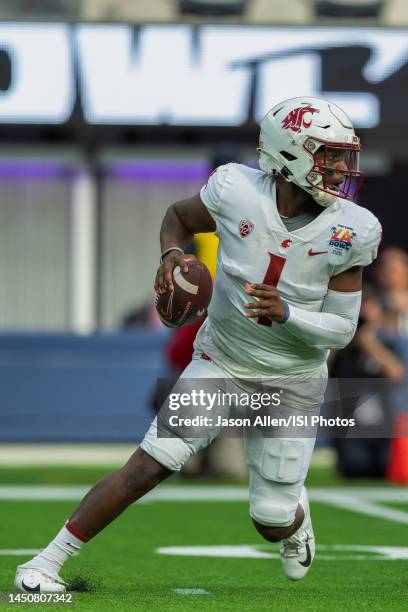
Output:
[
  {"left": 280, "top": 166, "right": 292, "bottom": 179},
  {"left": 280, "top": 150, "right": 297, "bottom": 162}
]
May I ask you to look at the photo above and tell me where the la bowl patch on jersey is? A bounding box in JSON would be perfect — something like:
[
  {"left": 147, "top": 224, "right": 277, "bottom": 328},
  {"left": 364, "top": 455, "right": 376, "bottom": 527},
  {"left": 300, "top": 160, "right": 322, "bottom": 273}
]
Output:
[{"left": 329, "top": 224, "right": 356, "bottom": 257}]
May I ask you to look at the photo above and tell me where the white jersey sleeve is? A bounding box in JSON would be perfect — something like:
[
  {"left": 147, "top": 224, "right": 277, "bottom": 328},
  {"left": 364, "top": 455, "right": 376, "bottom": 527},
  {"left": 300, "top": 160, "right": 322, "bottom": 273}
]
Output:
[
  {"left": 199, "top": 164, "right": 231, "bottom": 229},
  {"left": 330, "top": 209, "right": 382, "bottom": 275}
]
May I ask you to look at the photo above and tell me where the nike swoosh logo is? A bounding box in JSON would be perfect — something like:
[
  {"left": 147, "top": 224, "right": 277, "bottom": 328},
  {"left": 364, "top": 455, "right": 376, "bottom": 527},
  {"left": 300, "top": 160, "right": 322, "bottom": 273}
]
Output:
[
  {"left": 308, "top": 249, "right": 328, "bottom": 256},
  {"left": 299, "top": 541, "right": 312, "bottom": 567},
  {"left": 21, "top": 579, "right": 41, "bottom": 592}
]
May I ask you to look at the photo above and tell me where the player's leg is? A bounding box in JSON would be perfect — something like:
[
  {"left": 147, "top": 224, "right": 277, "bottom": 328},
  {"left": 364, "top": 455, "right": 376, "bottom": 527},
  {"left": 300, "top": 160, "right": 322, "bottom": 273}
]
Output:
[
  {"left": 70, "top": 448, "right": 172, "bottom": 537},
  {"left": 14, "top": 447, "right": 173, "bottom": 593},
  {"left": 245, "top": 436, "right": 316, "bottom": 581},
  {"left": 15, "top": 355, "right": 226, "bottom": 593}
]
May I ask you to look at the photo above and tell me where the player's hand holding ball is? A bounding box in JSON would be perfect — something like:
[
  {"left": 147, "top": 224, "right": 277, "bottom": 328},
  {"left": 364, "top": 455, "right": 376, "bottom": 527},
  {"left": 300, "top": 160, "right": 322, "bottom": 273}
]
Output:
[
  {"left": 155, "top": 250, "right": 195, "bottom": 295},
  {"left": 155, "top": 249, "right": 212, "bottom": 327},
  {"left": 244, "top": 283, "right": 287, "bottom": 323}
]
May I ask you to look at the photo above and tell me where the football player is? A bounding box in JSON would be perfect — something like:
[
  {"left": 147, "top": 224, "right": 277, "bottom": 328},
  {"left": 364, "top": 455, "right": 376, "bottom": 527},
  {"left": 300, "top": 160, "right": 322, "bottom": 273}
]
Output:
[{"left": 15, "top": 97, "right": 381, "bottom": 592}]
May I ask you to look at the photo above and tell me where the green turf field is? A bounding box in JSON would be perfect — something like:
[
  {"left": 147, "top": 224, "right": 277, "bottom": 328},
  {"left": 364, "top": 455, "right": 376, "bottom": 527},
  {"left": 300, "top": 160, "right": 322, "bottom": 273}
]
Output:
[{"left": 0, "top": 466, "right": 407, "bottom": 611}]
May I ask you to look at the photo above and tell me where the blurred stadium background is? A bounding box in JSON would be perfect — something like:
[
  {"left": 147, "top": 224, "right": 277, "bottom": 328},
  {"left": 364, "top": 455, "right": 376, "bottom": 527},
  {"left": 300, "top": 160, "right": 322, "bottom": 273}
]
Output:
[{"left": 1, "top": 0, "right": 408, "bottom": 483}]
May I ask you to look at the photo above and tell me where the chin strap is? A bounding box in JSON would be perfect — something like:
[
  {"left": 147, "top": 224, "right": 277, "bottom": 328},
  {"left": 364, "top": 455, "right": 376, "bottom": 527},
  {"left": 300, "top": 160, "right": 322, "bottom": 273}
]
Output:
[{"left": 302, "top": 184, "right": 337, "bottom": 208}]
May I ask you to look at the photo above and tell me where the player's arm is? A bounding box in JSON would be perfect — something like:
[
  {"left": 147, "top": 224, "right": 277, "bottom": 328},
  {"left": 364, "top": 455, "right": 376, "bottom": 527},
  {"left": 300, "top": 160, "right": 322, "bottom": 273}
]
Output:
[
  {"left": 282, "top": 266, "right": 362, "bottom": 348},
  {"left": 327, "top": 265, "right": 362, "bottom": 292},
  {"left": 245, "top": 266, "right": 362, "bottom": 350},
  {"left": 155, "top": 194, "right": 216, "bottom": 293}
]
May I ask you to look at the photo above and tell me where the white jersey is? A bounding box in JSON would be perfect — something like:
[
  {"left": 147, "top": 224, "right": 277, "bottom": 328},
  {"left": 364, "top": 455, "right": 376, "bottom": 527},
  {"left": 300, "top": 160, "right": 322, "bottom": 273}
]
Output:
[{"left": 195, "top": 163, "right": 382, "bottom": 377}]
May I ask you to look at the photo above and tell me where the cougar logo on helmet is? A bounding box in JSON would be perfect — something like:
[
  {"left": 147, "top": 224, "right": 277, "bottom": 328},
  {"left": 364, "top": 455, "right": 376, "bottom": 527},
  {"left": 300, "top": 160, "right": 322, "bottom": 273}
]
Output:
[{"left": 282, "top": 104, "right": 319, "bottom": 133}]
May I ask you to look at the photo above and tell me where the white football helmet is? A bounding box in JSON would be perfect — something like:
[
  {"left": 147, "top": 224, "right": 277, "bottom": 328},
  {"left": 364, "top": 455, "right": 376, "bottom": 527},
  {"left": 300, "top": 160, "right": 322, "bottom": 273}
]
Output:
[{"left": 258, "top": 96, "right": 363, "bottom": 207}]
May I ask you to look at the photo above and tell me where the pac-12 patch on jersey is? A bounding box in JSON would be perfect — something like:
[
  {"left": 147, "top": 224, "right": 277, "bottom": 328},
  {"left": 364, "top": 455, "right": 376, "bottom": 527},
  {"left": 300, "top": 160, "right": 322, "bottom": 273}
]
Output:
[
  {"left": 329, "top": 224, "right": 356, "bottom": 255},
  {"left": 239, "top": 219, "right": 254, "bottom": 237}
]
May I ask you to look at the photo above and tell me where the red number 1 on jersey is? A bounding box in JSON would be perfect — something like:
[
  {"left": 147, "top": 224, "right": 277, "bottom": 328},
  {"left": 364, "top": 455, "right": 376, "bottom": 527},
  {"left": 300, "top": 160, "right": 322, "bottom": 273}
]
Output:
[{"left": 258, "top": 253, "right": 286, "bottom": 327}]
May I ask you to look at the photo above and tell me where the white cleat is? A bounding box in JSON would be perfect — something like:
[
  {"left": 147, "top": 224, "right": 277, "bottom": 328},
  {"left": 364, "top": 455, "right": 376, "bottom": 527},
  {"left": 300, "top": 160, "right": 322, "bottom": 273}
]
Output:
[
  {"left": 280, "top": 486, "right": 315, "bottom": 581},
  {"left": 14, "top": 567, "right": 66, "bottom": 593}
]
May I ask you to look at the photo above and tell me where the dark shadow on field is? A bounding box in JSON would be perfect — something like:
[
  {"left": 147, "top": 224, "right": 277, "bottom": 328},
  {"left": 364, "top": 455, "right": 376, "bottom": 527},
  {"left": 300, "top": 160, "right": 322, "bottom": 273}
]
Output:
[{"left": 66, "top": 573, "right": 100, "bottom": 592}]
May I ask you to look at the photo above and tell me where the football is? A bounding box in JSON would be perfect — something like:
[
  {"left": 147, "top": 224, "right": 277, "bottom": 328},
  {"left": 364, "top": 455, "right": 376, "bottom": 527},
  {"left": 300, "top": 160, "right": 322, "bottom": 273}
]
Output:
[{"left": 156, "top": 259, "right": 213, "bottom": 327}]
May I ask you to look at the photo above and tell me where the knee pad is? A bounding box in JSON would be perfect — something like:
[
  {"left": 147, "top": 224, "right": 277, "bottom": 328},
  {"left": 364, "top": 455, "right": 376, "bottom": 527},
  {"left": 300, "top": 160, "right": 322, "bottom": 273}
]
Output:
[
  {"left": 247, "top": 439, "right": 309, "bottom": 527},
  {"left": 260, "top": 439, "right": 305, "bottom": 483},
  {"left": 250, "top": 490, "right": 294, "bottom": 527},
  {"left": 247, "top": 438, "right": 306, "bottom": 483}
]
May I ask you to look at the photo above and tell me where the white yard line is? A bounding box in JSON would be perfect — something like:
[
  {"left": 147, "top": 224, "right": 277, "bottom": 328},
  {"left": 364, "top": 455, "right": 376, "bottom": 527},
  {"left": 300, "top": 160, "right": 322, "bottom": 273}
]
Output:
[
  {"left": 1, "top": 485, "right": 408, "bottom": 526},
  {"left": 0, "top": 485, "right": 248, "bottom": 502},
  {"left": 311, "top": 487, "right": 408, "bottom": 502},
  {"left": 0, "top": 485, "right": 408, "bottom": 506},
  {"left": 0, "top": 445, "right": 136, "bottom": 466},
  {"left": 311, "top": 491, "right": 408, "bottom": 525},
  {"left": 0, "top": 445, "right": 336, "bottom": 467},
  {"left": 0, "top": 486, "right": 90, "bottom": 500},
  {"left": 0, "top": 549, "right": 41, "bottom": 556},
  {"left": 0, "top": 484, "right": 407, "bottom": 501},
  {"left": 159, "top": 544, "right": 408, "bottom": 561},
  {"left": 173, "top": 588, "right": 210, "bottom": 595}
]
